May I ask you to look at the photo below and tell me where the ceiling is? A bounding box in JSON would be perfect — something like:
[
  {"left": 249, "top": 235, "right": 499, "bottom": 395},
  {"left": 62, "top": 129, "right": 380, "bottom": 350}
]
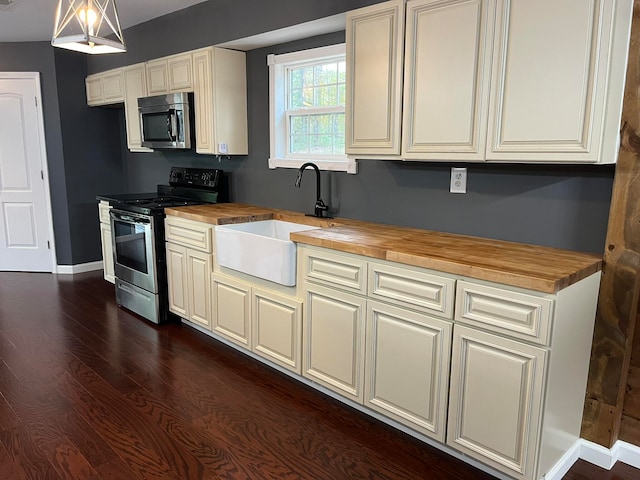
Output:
[{"left": 0, "top": 0, "right": 209, "bottom": 42}]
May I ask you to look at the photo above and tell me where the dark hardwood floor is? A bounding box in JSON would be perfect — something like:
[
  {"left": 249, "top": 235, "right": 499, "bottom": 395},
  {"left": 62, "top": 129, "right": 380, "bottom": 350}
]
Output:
[{"left": 0, "top": 270, "right": 636, "bottom": 480}]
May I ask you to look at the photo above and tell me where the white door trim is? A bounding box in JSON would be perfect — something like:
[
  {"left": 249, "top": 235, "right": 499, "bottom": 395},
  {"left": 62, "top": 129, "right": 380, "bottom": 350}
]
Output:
[{"left": 0, "top": 72, "right": 57, "bottom": 273}]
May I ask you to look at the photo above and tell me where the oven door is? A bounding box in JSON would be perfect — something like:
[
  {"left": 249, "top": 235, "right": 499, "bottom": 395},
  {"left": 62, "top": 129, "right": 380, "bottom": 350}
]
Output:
[{"left": 110, "top": 209, "right": 158, "bottom": 293}]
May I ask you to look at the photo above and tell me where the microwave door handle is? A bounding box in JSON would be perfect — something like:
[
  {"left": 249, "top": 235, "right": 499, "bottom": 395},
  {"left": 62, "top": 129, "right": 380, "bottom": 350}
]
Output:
[{"left": 168, "top": 109, "right": 178, "bottom": 142}]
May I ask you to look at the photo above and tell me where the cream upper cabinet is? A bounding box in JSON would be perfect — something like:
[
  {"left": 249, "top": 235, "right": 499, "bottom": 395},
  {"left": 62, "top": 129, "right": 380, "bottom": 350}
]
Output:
[
  {"left": 167, "top": 53, "right": 194, "bottom": 92},
  {"left": 145, "top": 58, "right": 170, "bottom": 95},
  {"left": 102, "top": 70, "right": 125, "bottom": 104},
  {"left": 345, "top": 0, "right": 404, "bottom": 158},
  {"left": 402, "top": 0, "right": 495, "bottom": 160},
  {"left": 486, "top": 0, "right": 630, "bottom": 163},
  {"left": 346, "top": 0, "right": 632, "bottom": 164},
  {"left": 86, "top": 70, "right": 124, "bottom": 106},
  {"left": 146, "top": 53, "right": 194, "bottom": 95},
  {"left": 123, "top": 63, "right": 152, "bottom": 152},
  {"left": 192, "top": 47, "right": 248, "bottom": 155},
  {"left": 86, "top": 75, "right": 104, "bottom": 106},
  {"left": 447, "top": 325, "right": 546, "bottom": 479}
]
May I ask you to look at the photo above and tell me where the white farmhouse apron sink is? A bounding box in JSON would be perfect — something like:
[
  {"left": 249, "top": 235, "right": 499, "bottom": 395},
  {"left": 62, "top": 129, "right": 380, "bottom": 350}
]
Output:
[{"left": 215, "top": 220, "right": 318, "bottom": 286}]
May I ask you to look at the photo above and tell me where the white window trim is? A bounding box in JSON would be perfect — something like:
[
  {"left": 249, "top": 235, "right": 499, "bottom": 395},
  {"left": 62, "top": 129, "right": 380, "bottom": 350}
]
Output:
[{"left": 268, "top": 44, "right": 357, "bottom": 174}]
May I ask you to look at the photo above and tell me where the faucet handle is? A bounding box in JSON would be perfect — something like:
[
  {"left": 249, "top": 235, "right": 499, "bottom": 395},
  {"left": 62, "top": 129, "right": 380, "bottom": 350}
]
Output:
[{"left": 314, "top": 199, "right": 329, "bottom": 217}]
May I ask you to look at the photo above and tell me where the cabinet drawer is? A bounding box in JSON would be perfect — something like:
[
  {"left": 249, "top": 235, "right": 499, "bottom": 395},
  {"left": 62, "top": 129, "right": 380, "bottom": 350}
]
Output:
[
  {"left": 368, "top": 262, "right": 455, "bottom": 319},
  {"left": 98, "top": 201, "right": 111, "bottom": 224},
  {"left": 300, "top": 247, "right": 368, "bottom": 295},
  {"left": 165, "top": 216, "right": 213, "bottom": 252},
  {"left": 455, "top": 281, "right": 553, "bottom": 345}
]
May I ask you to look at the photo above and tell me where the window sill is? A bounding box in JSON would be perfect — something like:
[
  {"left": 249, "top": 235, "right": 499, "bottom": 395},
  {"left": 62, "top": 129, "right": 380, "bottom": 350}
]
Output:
[{"left": 269, "top": 157, "right": 357, "bottom": 174}]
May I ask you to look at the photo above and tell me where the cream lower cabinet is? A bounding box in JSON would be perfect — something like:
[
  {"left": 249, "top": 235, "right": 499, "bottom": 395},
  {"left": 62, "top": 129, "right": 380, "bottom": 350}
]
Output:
[
  {"left": 300, "top": 245, "right": 454, "bottom": 419},
  {"left": 211, "top": 273, "right": 251, "bottom": 349},
  {"left": 365, "top": 300, "right": 452, "bottom": 441},
  {"left": 165, "top": 216, "right": 213, "bottom": 329},
  {"left": 166, "top": 243, "right": 189, "bottom": 318},
  {"left": 302, "top": 283, "right": 367, "bottom": 403},
  {"left": 166, "top": 243, "right": 212, "bottom": 329},
  {"left": 97, "top": 201, "right": 114, "bottom": 284},
  {"left": 252, "top": 287, "right": 302, "bottom": 374},
  {"left": 447, "top": 325, "right": 546, "bottom": 479}
]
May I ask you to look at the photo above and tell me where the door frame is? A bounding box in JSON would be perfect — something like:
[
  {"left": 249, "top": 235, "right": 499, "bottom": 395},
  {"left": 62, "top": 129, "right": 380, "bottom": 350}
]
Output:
[{"left": 0, "top": 72, "right": 57, "bottom": 273}]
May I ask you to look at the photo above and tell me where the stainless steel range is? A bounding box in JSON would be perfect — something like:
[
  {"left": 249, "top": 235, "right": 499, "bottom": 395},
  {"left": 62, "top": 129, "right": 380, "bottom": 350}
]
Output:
[{"left": 97, "top": 167, "right": 228, "bottom": 324}]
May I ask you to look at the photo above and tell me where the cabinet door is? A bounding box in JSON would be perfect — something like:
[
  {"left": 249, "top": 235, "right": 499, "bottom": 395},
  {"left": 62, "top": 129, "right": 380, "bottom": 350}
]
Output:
[
  {"left": 447, "top": 325, "right": 546, "bottom": 480},
  {"left": 192, "top": 47, "right": 248, "bottom": 155},
  {"left": 168, "top": 53, "right": 193, "bottom": 92},
  {"left": 146, "top": 59, "right": 169, "bottom": 95},
  {"left": 166, "top": 243, "right": 189, "bottom": 318},
  {"left": 365, "top": 301, "right": 452, "bottom": 440},
  {"left": 123, "top": 64, "right": 152, "bottom": 152},
  {"left": 85, "top": 75, "right": 103, "bottom": 106},
  {"left": 212, "top": 274, "right": 251, "bottom": 349},
  {"left": 192, "top": 49, "right": 214, "bottom": 153},
  {"left": 102, "top": 70, "right": 125, "bottom": 103},
  {"left": 187, "top": 249, "right": 212, "bottom": 329},
  {"left": 252, "top": 288, "right": 302, "bottom": 374},
  {"left": 402, "top": 0, "right": 495, "bottom": 160},
  {"left": 486, "top": 0, "right": 613, "bottom": 162},
  {"left": 99, "top": 222, "right": 115, "bottom": 284},
  {"left": 303, "top": 283, "right": 367, "bottom": 403},
  {"left": 345, "top": 0, "right": 404, "bottom": 157}
]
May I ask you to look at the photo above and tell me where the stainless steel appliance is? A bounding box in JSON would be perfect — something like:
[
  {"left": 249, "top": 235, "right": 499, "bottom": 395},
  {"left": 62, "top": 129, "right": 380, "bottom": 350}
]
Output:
[
  {"left": 138, "top": 92, "right": 194, "bottom": 149},
  {"left": 97, "top": 167, "right": 228, "bottom": 323}
]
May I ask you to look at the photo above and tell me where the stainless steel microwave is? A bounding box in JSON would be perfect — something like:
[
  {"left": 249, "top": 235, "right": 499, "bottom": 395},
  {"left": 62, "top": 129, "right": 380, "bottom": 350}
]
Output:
[{"left": 138, "top": 92, "right": 194, "bottom": 149}]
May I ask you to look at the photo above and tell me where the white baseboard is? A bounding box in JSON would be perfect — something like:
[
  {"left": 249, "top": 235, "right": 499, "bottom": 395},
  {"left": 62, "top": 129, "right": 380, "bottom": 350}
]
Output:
[
  {"left": 56, "top": 261, "right": 103, "bottom": 275},
  {"left": 543, "top": 441, "right": 582, "bottom": 480},
  {"left": 580, "top": 438, "right": 640, "bottom": 470}
]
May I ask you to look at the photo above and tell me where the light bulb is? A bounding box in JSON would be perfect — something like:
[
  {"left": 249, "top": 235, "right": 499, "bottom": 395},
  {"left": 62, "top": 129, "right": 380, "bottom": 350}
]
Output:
[{"left": 78, "top": 7, "right": 97, "bottom": 28}]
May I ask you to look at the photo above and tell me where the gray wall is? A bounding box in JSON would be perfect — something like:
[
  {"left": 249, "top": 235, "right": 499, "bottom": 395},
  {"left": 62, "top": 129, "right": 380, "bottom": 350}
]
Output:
[
  {"left": 111, "top": 27, "right": 615, "bottom": 254},
  {"left": 53, "top": 49, "right": 123, "bottom": 264}
]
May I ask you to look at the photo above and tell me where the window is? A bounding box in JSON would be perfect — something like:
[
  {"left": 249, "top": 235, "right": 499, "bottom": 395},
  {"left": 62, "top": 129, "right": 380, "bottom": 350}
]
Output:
[{"left": 268, "top": 44, "right": 356, "bottom": 173}]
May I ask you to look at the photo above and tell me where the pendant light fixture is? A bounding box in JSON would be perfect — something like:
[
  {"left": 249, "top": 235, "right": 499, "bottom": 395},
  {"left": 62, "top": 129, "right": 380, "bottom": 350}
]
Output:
[{"left": 51, "top": 0, "right": 126, "bottom": 54}]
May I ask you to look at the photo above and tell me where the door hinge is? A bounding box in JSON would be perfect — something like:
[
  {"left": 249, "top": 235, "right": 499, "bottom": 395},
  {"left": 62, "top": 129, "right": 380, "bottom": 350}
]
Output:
[
  {"left": 41, "top": 170, "right": 44, "bottom": 180},
  {"left": 47, "top": 241, "right": 50, "bottom": 250},
  {"left": 35, "top": 97, "right": 38, "bottom": 107}
]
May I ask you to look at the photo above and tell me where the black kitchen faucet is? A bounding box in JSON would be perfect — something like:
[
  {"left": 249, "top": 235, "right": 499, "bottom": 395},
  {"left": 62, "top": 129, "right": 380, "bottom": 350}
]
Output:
[{"left": 294, "top": 162, "right": 331, "bottom": 218}]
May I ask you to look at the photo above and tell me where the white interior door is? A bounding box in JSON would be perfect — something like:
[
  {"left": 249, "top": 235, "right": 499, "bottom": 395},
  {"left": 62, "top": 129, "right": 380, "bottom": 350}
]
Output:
[{"left": 0, "top": 73, "right": 55, "bottom": 272}]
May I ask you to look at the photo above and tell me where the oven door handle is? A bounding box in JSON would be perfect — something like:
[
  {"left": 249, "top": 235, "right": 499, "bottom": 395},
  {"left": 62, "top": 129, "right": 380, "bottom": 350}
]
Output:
[{"left": 110, "top": 210, "right": 151, "bottom": 225}]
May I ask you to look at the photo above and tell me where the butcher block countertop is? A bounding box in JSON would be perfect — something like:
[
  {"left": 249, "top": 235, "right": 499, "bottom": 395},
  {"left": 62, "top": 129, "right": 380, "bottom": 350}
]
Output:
[{"left": 165, "top": 203, "right": 602, "bottom": 294}]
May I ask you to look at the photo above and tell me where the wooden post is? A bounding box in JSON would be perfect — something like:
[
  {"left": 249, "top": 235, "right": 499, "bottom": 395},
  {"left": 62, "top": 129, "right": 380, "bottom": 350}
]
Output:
[{"left": 581, "top": 1, "right": 640, "bottom": 448}]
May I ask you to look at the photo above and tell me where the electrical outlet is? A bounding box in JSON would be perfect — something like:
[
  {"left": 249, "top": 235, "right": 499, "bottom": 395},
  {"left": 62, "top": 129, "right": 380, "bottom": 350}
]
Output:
[
  {"left": 450, "top": 167, "right": 467, "bottom": 194},
  {"left": 218, "top": 142, "right": 228, "bottom": 154}
]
